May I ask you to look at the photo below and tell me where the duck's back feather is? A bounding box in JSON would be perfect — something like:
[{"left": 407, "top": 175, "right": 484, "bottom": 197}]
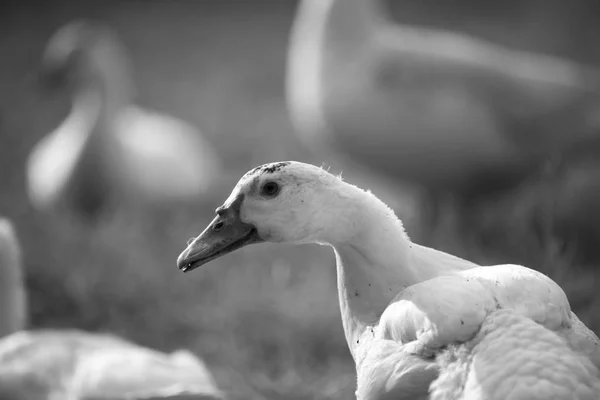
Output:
[{"left": 431, "top": 309, "right": 600, "bottom": 400}]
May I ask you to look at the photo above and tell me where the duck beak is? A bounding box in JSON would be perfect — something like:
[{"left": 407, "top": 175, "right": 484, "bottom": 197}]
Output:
[{"left": 177, "top": 195, "right": 263, "bottom": 273}]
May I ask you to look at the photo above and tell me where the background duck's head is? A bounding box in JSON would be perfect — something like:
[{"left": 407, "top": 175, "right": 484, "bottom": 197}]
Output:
[
  {"left": 177, "top": 161, "right": 350, "bottom": 272},
  {"left": 39, "top": 20, "right": 133, "bottom": 96}
]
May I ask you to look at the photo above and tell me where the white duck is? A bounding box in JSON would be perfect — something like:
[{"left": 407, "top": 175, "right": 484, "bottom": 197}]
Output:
[
  {"left": 177, "top": 161, "right": 600, "bottom": 399},
  {"left": 27, "top": 20, "right": 222, "bottom": 220},
  {"left": 0, "top": 217, "right": 224, "bottom": 400},
  {"left": 286, "top": 0, "right": 600, "bottom": 196}
]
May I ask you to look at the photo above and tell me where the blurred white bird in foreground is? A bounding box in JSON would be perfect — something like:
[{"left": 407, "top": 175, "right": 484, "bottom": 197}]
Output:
[
  {"left": 0, "top": 217, "right": 224, "bottom": 399},
  {"left": 26, "top": 20, "right": 222, "bottom": 221}
]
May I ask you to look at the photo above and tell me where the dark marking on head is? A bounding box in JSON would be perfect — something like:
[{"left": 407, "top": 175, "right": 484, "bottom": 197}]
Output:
[
  {"left": 263, "top": 162, "right": 290, "bottom": 174},
  {"left": 243, "top": 162, "right": 291, "bottom": 180},
  {"left": 246, "top": 165, "right": 263, "bottom": 177}
]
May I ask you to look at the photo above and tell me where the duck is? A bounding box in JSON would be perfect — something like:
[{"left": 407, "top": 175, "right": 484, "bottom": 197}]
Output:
[
  {"left": 0, "top": 217, "right": 224, "bottom": 399},
  {"left": 286, "top": 0, "right": 600, "bottom": 199},
  {"left": 26, "top": 20, "right": 222, "bottom": 221},
  {"left": 177, "top": 161, "right": 600, "bottom": 399}
]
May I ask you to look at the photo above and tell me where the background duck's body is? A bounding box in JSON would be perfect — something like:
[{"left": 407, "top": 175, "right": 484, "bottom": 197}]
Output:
[
  {"left": 286, "top": 0, "right": 600, "bottom": 196},
  {"left": 178, "top": 161, "right": 600, "bottom": 399},
  {"left": 0, "top": 217, "right": 224, "bottom": 400},
  {"left": 27, "top": 20, "right": 222, "bottom": 221},
  {"left": 0, "top": 330, "right": 221, "bottom": 400}
]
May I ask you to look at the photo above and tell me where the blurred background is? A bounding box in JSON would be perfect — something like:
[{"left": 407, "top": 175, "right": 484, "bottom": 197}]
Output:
[{"left": 2, "top": 0, "right": 600, "bottom": 399}]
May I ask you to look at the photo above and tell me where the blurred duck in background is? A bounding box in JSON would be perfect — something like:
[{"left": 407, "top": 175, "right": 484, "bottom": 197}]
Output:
[
  {"left": 286, "top": 0, "right": 600, "bottom": 233},
  {"left": 26, "top": 20, "right": 222, "bottom": 223},
  {"left": 0, "top": 217, "right": 224, "bottom": 400}
]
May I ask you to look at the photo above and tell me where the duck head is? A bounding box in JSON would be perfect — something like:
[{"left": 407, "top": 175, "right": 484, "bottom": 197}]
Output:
[
  {"left": 39, "top": 20, "right": 132, "bottom": 95},
  {"left": 177, "top": 161, "right": 348, "bottom": 272}
]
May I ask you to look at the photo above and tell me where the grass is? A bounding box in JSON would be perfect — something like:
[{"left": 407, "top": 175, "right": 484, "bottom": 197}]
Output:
[{"left": 1, "top": 1, "right": 599, "bottom": 399}]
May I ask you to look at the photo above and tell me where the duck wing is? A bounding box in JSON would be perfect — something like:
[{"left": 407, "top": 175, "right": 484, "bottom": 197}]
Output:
[
  {"left": 430, "top": 309, "right": 600, "bottom": 400},
  {"left": 367, "top": 273, "right": 600, "bottom": 398}
]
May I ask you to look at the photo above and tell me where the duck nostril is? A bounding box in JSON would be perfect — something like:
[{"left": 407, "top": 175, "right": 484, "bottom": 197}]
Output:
[{"left": 213, "top": 221, "right": 225, "bottom": 232}]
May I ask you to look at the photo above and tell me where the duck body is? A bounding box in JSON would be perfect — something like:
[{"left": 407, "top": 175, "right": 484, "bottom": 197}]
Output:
[
  {"left": 358, "top": 308, "right": 600, "bottom": 400},
  {"left": 178, "top": 161, "right": 600, "bottom": 399},
  {"left": 27, "top": 20, "right": 221, "bottom": 220},
  {"left": 28, "top": 102, "right": 219, "bottom": 217},
  {"left": 359, "top": 282, "right": 600, "bottom": 400},
  {"left": 287, "top": 0, "right": 600, "bottom": 194},
  {"left": 340, "top": 248, "right": 600, "bottom": 398},
  {"left": 431, "top": 309, "right": 600, "bottom": 400},
  {"left": 377, "top": 266, "right": 569, "bottom": 354}
]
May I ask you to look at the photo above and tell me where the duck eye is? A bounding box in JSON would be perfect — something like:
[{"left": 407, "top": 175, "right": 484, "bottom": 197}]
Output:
[{"left": 261, "top": 181, "right": 280, "bottom": 197}]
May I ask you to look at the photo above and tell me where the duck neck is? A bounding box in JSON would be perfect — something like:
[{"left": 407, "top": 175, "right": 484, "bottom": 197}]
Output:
[
  {"left": 70, "top": 87, "right": 103, "bottom": 130},
  {"left": 321, "top": 0, "right": 382, "bottom": 50},
  {"left": 0, "top": 223, "right": 27, "bottom": 337},
  {"left": 287, "top": 0, "right": 387, "bottom": 140},
  {"left": 323, "top": 183, "right": 457, "bottom": 359},
  {"left": 311, "top": 0, "right": 383, "bottom": 79},
  {"left": 71, "top": 48, "right": 133, "bottom": 126},
  {"left": 97, "top": 55, "right": 133, "bottom": 117}
]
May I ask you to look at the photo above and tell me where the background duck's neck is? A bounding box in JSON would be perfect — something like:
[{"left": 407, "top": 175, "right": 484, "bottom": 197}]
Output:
[
  {"left": 72, "top": 46, "right": 134, "bottom": 124},
  {"left": 69, "top": 87, "right": 103, "bottom": 130},
  {"left": 321, "top": 0, "right": 383, "bottom": 55},
  {"left": 287, "top": 0, "right": 385, "bottom": 137},
  {"left": 0, "top": 224, "right": 27, "bottom": 337}
]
